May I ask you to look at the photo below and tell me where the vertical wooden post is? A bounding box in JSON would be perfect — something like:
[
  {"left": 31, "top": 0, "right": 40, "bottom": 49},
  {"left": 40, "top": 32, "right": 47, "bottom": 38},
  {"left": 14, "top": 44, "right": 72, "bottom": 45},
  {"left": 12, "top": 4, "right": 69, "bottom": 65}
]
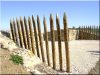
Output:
[
  {"left": 63, "top": 13, "right": 70, "bottom": 72},
  {"left": 10, "top": 20, "right": 13, "bottom": 40},
  {"left": 89, "top": 26, "right": 92, "bottom": 40},
  {"left": 91, "top": 26, "right": 94, "bottom": 40},
  {"left": 83, "top": 26, "right": 85, "bottom": 39},
  {"left": 10, "top": 19, "right": 15, "bottom": 41},
  {"left": 87, "top": 26, "right": 89, "bottom": 40},
  {"left": 82, "top": 26, "right": 84, "bottom": 39},
  {"left": 88, "top": 25, "right": 90, "bottom": 40},
  {"left": 92, "top": 26, "right": 94, "bottom": 34},
  {"left": 84, "top": 26, "right": 86, "bottom": 40},
  {"left": 13, "top": 19, "right": 20, "bottom": 46},
  {"left": 93, "top": 26, "right": 94, "bottom": 40},
  {"left": 32, "top": 15, "right": 40, "bottom": 57},
  {"left": 93, "top": 26, "right": 96, "bottom": 40},
  {"left": 43, "top": 16, "right": 51, "bottom": 66},
  {"left": 16, "top": 18, "right": 24, "bottom": 48},
  {"left": 25, "top": 17, "right": 31, "bottom": 51},
  {"left": 24, "top": 16, "right": 29, "bottom": 49},
  {"left": 80, "top": 26, "right": 82, "bottom": 40},
  {"left": 50, "top": 14, "right": 56, "bottom": 69},
  {"left": 81, "top": 26, "right": 84, "bottom": 39},
  {"left": 56, "top": 14, "right": 63, "bottom": 71},
  {"left": 28, "top": 17, "right": 35, "bottom": 54},
  {"left": 9, "top": 30, "right": 13, "bottom": 40},
  {"left": 81, "top": 26, "right": 83, "bottom": 39},
  {"left": 78, "top": 26, "right": 81, "bottom": 40},
  {"left": 37, "top": 15, "right": 45, "bottom": 62},
  {"left": 96, "top": 26, "right": 99, "bottom": 40},
  {"left": 13, "top": 19, "right": 17, "bottom": 42},
  {"left": 79, "top": 26, "right": 81, "bottom": 40},
  {"left": 20, "top": 17, "right": 27, "bottom": 48},
  {"left": 15, "top": 20, "right": 21, "bottom": 47},
  {"left": 86, "top": 25, "right": 88, "bottom": 40},
  {"left": 97, "top": 25, "right": 100, "bottom": 40}
]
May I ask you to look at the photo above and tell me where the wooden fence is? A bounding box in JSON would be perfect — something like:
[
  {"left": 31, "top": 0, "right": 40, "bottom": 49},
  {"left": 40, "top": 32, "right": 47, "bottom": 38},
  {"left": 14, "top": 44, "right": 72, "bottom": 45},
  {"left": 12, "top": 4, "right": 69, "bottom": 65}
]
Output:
[
  {"left": 78, "top": 25, "right": 99, "bottom": 40},
  {"left": 10, "top": 13, "right": 70, "bottom": 72}
]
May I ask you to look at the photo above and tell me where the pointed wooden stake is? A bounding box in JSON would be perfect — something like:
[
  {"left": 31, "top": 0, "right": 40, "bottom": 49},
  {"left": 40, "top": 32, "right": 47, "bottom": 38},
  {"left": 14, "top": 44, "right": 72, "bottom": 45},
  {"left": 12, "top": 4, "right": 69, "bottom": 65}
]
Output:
[
  {"left": 43, "top": 16, "right": 51, "bottom": 66},
  {"left": 50, "top": 14, "right": 56, "bottom": 69},
  {"left": 56, "top": 14, "right": 63, "bottom": 71},
  {"left": 63, "top": 12, "right": 70, "bottom": 72}
]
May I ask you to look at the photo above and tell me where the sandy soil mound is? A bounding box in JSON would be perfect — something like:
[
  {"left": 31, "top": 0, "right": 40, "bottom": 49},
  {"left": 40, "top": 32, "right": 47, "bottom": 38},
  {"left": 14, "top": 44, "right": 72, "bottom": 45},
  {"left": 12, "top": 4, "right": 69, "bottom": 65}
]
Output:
[{"left": 0, "top": 49, "right": 30, "bottom": 74}]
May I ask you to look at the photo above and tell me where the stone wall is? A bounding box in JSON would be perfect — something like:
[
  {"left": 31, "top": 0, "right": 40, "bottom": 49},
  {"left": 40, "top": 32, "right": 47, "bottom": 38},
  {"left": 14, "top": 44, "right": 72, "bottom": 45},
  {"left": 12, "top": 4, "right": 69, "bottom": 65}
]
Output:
[
  {"left": 68, "top": 29, "right": 78, "bottom": 40},
  {"left": 43, "top": 29, "right": 78, "bottom": 41}
]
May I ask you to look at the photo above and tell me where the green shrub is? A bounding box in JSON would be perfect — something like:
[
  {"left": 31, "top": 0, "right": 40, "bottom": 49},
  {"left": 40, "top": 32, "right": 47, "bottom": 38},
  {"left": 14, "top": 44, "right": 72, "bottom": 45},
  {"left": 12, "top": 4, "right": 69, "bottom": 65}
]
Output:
[{"left": 9, "top": 54, "right": 23, "bottom": 65}]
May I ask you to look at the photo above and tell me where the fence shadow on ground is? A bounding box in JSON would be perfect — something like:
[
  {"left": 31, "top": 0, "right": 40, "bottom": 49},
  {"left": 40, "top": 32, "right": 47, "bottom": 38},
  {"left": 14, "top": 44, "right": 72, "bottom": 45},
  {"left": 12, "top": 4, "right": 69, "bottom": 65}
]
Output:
[
  {"left": 87, "top": 51, "right": 100, "bottom": 55},
  {"left": 88, "top": 59, "right": 100, "bottom": 74}
]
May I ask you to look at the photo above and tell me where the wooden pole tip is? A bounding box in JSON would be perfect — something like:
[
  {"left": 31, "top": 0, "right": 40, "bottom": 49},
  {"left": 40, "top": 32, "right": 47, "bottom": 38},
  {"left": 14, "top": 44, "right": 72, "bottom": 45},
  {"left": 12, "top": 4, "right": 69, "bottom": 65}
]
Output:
[
  {"left": 50, "top": 14, "right": 53, "bottom": 19},
  {"left": 43, "top": 16, "right": 46, "bottom": 22},
  {"left": 20, "top": 16, "right": 23, "bottom": 21},
  {"left": 56, "top": 13, "right": 59, "bottom": 18},
  {"left": 63, "top": 12, "right": 67, "bottom": 19},
  {"left": 10, "top": 19, "right": 12, "bottom": 23},
  {"left": 32, "top": 15, "right": 34, "bottom": 19},
  {"left": 37, "top": 15, "right": 39, "bottom": 19}
]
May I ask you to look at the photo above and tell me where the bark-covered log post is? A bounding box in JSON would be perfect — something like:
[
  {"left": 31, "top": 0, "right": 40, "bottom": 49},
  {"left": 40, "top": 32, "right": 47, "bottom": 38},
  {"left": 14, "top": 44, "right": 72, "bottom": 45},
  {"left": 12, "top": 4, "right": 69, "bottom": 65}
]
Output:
[
  {"left": 93, "top": 26, "right": 96, "bottom": 40},
  {"left": 96, "top": 26, "right": 99, "bottom": 40},
  {"left": 13, "top": 19, "right": 20, "bottom": 46},
  {"left": 16, "top": 18, "right": 24, "bottom": 48},
  {"left": 81, "top": 26, "right": 84, "bottom": 40},
  {"left": 83, "top": 26, "right": 85, "bottom": 39},
  {"left": 28, "top": 17, "right": 35, "bottom": 54},
  {"left": 50, "top": 14, "right": 56, "bottom": 69},
  {"left": 91, "top": 26, "right": 94, "bottom": 40},
  {"left": 78, "top": 26, "right": 81, "bottom": 40},
  {"left": 85, "top": 25, "right": 88, "bottom": 40},
  {"left": 87, "top": 26, "right": 89, "bottom": 40},
  {"left": 10, "top": 19, "right": 16, "bottom": 42},
  {"left": 89, "top": 25, "right": 92, "bottom": 40},
  {"left": 32, "top": 15, "right": 40, "bottom": 58},
  {"left": 20, "top": 17, "right": 27, "bottom": 48},
  {"left": 56, "top": 14, "right": 63, "bottom": 71},
  {"left": 24, "top": 16, "right": 29, "bottom": 49},
  {"left": 43, "top": 16, "right": 51, "bottom": 66},
  {"left": 63, "top": 13, "right": 70, "bottom": 72},
  {"left": 37, "top": 15, "right": 45, "bottom": 62}
]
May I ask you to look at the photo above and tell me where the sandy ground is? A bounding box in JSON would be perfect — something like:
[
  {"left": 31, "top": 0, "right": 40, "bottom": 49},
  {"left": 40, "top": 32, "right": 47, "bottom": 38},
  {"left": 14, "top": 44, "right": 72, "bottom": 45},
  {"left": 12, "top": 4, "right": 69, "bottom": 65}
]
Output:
[
  {"left": 0, "top": 32, "right": 99, "bottom": 74},
  {"left": 68, "top": 40, "right": 99, "bottom": 74},
  {"left": 0, "top": 48, "right": 31, "bottom": 74},
  {"left": 40, "top": 40, "right": 99, "bottom": 74},
  {"left": 88, "top": 59, "right": 100, "bottom": 74}
]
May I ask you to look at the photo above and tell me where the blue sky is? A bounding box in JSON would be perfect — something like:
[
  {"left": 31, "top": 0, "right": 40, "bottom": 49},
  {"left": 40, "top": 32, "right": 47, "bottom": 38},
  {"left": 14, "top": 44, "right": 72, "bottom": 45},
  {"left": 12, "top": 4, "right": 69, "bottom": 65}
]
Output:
[{"left": 0, "top": 1, "right": 99, "bottom": 31}]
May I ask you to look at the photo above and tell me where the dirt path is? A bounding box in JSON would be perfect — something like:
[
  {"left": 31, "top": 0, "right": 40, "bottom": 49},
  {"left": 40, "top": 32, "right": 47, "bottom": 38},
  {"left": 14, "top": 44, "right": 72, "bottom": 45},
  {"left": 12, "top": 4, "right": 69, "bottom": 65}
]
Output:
[{"left": 0, "top": 48, "right": 31, "bottom": 74}]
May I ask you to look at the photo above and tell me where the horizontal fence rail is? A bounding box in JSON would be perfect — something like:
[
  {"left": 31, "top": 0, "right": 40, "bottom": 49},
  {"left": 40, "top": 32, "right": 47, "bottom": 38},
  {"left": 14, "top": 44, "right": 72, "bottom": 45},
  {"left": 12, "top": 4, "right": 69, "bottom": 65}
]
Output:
[{"left": 10, "top": 13, "right": 70, "bottom": 72}]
